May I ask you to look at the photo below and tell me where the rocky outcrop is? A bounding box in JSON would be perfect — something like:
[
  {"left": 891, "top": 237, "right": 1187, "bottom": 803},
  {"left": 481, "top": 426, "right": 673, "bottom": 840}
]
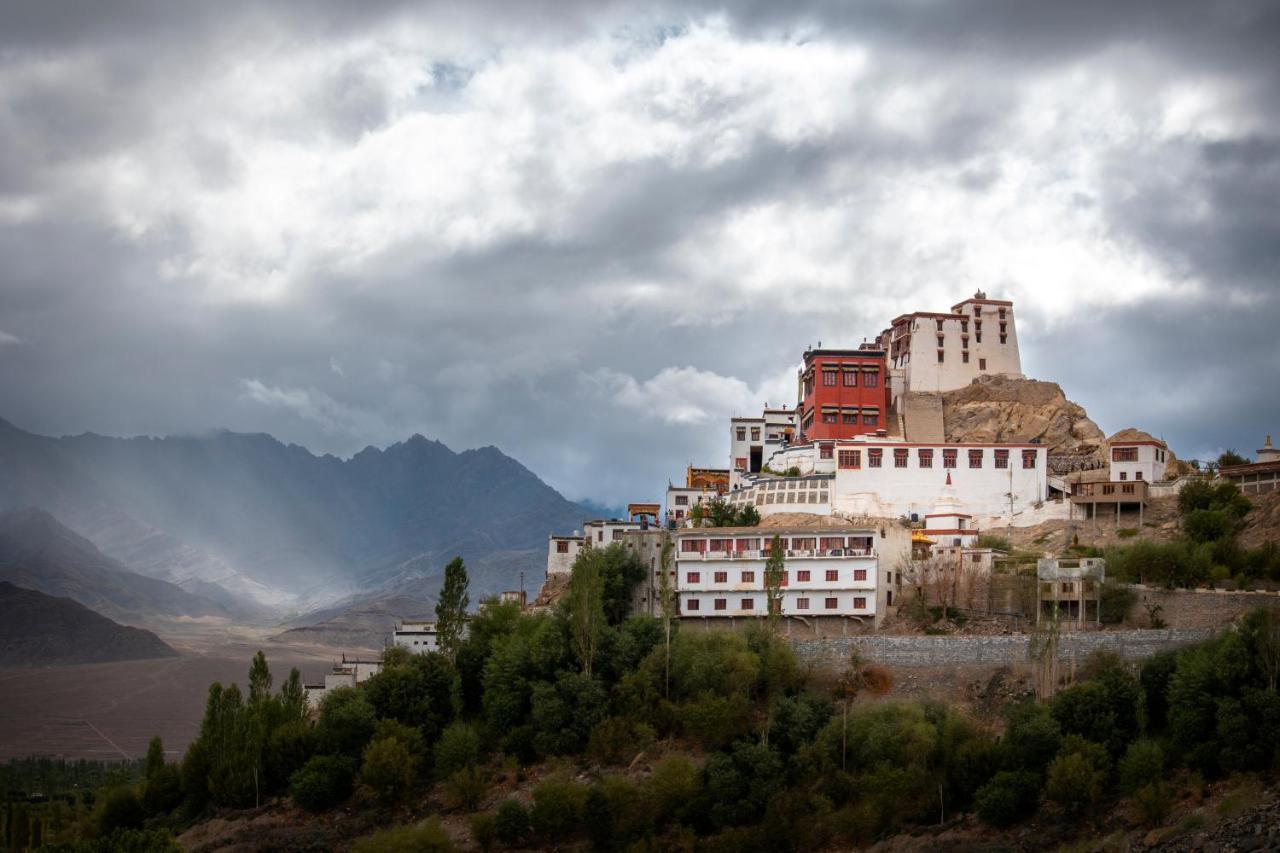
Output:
[{"left": 941, "top": 376, "right": 1108, "bottom": 466}]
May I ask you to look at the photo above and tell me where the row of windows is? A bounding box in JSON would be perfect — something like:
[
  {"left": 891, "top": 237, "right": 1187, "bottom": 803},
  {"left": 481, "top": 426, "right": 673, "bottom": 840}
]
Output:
[
  {"left": 685, "top": 569, "right": 869, "bottom": 584},
  {"left": 804, "top": 371, "right": 880, "bottom": 395},
  {"left": 735, "top": 426, "right": 763, "bottom": 442},
  {"left": 681, "top": 536, "right": 873, "bottom": 552},
  {"left": 830, "top": 447, "right": 1038, "bottom": 469},
  {"left": 818, "top": 412, "right": 879, "bottom": 426},
  {"left": 686, "top": 596, "right": 868, "bottom": 611}
]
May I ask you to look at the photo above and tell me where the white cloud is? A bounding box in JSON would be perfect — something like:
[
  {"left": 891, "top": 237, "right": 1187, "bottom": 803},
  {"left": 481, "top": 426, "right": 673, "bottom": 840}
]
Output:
[
  {"left": 238, "top": 378, "right": 388, "bottom": 439},
  {"left": 0, "top": 331, "right": 20, "bottom": 346},
  {"left": 587, "top": 365, "right": 795, "bottom": 426}
]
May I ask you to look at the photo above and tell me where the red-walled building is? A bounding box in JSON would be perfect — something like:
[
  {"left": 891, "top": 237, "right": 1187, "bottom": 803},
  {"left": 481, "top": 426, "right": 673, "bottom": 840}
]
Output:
[{"left": 797, "top": 348, "right": 890, "bottom": 442}]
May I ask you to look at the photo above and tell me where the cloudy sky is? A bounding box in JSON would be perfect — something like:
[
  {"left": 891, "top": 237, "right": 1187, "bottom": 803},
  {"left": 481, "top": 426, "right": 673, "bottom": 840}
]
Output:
[{"left": 1, "top": 1, "right": 1278, "bottom": 506}]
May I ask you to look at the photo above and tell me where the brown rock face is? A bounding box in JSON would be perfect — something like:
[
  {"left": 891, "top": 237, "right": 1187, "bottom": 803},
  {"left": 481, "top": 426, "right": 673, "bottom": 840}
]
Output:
[{"left": 941, "top": 375, "right": 1108, "bottom": 466}]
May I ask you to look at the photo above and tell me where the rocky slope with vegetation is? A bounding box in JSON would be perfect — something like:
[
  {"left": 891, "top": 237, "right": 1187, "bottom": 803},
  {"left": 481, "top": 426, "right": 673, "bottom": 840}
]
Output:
[{"left": 941, "top": 375, "right": 1109, "bottom": 464}]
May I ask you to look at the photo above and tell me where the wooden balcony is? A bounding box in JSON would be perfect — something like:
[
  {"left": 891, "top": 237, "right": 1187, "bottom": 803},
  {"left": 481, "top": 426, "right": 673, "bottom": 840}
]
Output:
[{"left": 1069, "top": 480, "right": 1148, "bottom": 505}]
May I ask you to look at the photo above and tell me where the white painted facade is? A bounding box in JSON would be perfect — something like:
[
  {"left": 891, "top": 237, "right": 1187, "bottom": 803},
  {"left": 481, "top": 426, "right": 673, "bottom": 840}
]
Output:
[
  {"left": 1108, "top": 441, "right": 1168, "bottom": 483},
  {"left": 665, "top": 486, "right": 720, "bottom": 527},
  {"left": 393, "top": 620, "right": 439, "bottom": 653},
  {"left": 583, "top": 518, "right": 642, "bottom": 547},
  {"left": 674, "top": 527, "right": 881, "bottom": 623},
  {"left": 883, "top": 295, "right": 1023, "bottom": 395},
  {"left": 547, "top": 534, "right": 585, "bottom": 575},
  {"left": 724, "top": 475, "right": 834, "bottom": 517},
  {"left": 729, "top": 408, "right": 797, "bottom": 489}
]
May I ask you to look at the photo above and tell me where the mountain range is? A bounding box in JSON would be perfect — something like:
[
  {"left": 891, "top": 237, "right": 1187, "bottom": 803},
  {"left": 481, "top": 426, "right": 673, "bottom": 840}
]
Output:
[
  {"left": 0, "top": 580, "right": 177, "bottom": 666},
  {"left": 0, "top": 416, "right": 596, "bottom": 622}
]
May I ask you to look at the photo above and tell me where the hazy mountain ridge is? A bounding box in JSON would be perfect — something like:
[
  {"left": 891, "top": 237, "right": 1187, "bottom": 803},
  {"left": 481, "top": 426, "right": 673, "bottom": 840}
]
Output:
[
  {"left": 0, "top": 581, "right": 178, "bottom": 666},
  {"left": 0, "top": 417, "right": 592, "bottom": 612}
]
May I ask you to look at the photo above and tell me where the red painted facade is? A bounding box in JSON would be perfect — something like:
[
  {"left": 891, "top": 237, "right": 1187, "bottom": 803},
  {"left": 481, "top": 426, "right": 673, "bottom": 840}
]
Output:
[{"left": 798, "top": 348, "right": 890, "bottom": 442}]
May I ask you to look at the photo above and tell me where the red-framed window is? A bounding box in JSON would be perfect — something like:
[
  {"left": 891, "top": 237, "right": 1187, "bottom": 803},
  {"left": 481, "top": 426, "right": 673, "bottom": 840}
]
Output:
[
  {"left": 864, "top": 372, "right": 878, "bottom": 388},
  {"left": 994, "top": 450, "right": 1009, "bottom": 468},
  {"left": 713, "top": 571, "right": 728, "bottom": 583},
  {"left": 741, "top": 571, "right": 755, "bottom": 583},
  {"left": 680, "top": 539, "right": 704, "bottom": 552},
  {"left": 822, "top": 370, "right": 838, "bottom": 386},
  {"left": 942, "top": 449, "right": 958, "bottom": 468},
  {"left": 796, "top": 570, "right": 811, "bottom": 582},
  {"left": 894, "top": 448, "right": 908, "bottom": 468},
  {"left": 842, "top": 412, "right": 858, "bottom": 424},
  {"left": 796, "top": 598, "right": 810, "bottom": 610},
  {"left": 821, "top": 411, "right": 837, "bottom": 424},
  {"left": 819, "top": 443, "right": 833, "bottom": 459},
  {"left": 687, "top": 599, "right": 700, "bottom": 611},
  {"left": 838, "top": 450, "right": 861, "bottom": 469},
  {"left": 686, "top": 572, "right": 700, "bottom": 583},
  {"left": 714, "top": 598, "right": 726, "bottom": 611},
  {"left": 969, "top": 449, "right": 983, "bottom": 468},
  {"left": 1022, "top": 449, "right": 1037, "bottom": 469},
  {"left": 854, "top": 569, "right": 867, "bottom": 581},
  {"left": 556, "top": 541, "right": 569, "bottom": 553},
  {"left": 854, "top": 597, "right": 867, "bottom": 609},
  {"left": 825, "top": 597, "right": 838, "bottom": 610},
  {"left": 868, "top": 448, "right": 883, "bottom": 468},
  {"left": 843, "top": 370, "right": 857, "bottom": 387},
  {"left": 735, "top": 457, "right": 747, "bottom": 470},
  {"left": 1112, "top": 447, "right": 1139, "bottom": 462},
  {"left": 863, "top": 413, "right": 879, "bottom": 426},
  {"left": 741, "top": 598, "right": 754, "bottom": 610},
  {"left": 919, "top": 449, "right": 934, "bottom": 468},
  {"left": 819, "top": 537, "right": 844, "bottom": 550},
  {"left": 825, "top": 569, "right": 838, "bottom": 582}
]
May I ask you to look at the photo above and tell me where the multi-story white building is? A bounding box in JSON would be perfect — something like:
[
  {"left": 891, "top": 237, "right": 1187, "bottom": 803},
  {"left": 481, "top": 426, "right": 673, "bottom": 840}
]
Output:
[
  {"left": 673, "top": 525, "right": 889, "bottom": 625},
  {"left": 728, "top": 438, "right": 1047, "bottom": 520},
  {"left": 730, "top": 407, "right": 798, "bottom": 487},
  {"left": 880, "top": 292, "right": 1023, "bottom": 395},
  {"left": 583, "top": 518, "right": 642, "bottom": 548},
  {"left": 665, "top": 485, "right": 721, "bottom": 527},
  {"left": 1108, "top": 436, "right": 1168, "bottom": 483},
  {"left": 392, "top": 620, "right": 439, "bottom": 653},
  {"left": 547, "top": 534, "right": 585, "bottom": 575}
]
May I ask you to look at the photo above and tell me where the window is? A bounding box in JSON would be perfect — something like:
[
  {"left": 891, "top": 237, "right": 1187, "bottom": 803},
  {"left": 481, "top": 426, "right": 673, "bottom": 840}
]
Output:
[
  {"left": 973, "top": 305, "right": 981, "bottom": 317},
  {"left": 937, "top": 335, "right": 945, "bottom": 348},
  {"left": 612, "top": 529, "right": 623, "bottom": 540},
  {"left": 796, "top": 597, "right": 810, "bottom": 610},
  {"left": 864, "top": 371, "right": 878, "bottom": 387},
  {"left": 1119, "top": 471, "right": 1127, "bottom": 481},
  {"left": 1112, "top": 447, "right": 1139, "bottom": 462},
  {"left": 819, "top": 444, "right": 833, "bottom": 459},
  {"left": 751, "top": 428, "right": 761, "bottom": 441},
  {"left": 681, "top": 538, "right": 703, "bottom": 552},
  {"left": 868, "top": 448, "right": 883, "bottom": 468},
  {"left": 1000, "top": 321, "right": 1007, "bottom": 333},
  {"left": 943, "top": 449, "right": 958, "bottom": 468},
  {"left": 740, "top": 598, "right": 754, "bottom": 610},
  {"left": 843, "top": 370, "right": 857, "bottom": 387},
  {"left": 822, "top": 411, "right": 837, "bottom": 424},
  {"left": 687, "top": 599, "right": 700, "bottom": 611},
  {"left": 825, "top": 569, "right": 839, "bottom": 582},
  {"left": 919, "top": 449, "right": 934, "bottom": 468},
  {"left": 863, "top": 413, "right": 879, "bottom": 426},
  {"left": 979, "top": 357, "right": 986, "bottom": 369},
  {"left": 735, "top": 456, "right": 747, "bottom": 470},
  {"left": 825, "top": 597, "right": 838, "bottom": 610},
  {"left": 797, "top": 570, "right": 811, "bottom": 582},
  {"left": 1000, "top": 335, "right": 1007, "bottom": 344},
  {"left": 969, "top": 449, "right": 983, "bottom": 468},
  {"left": 961, "top": 321, "right": 968, "bottom": 333},
  {"left": 962, "top": 351, "right": 970, "bottom": 363},
  {"left": 714, "top": 598, "right": 726, "bottom": 611},
  {"left": 936, "top": 319, "right": 944, "bottom": 331},
  {"left": 597, "top": 531, "right": 603, "bottom": 541},
  {"left": 976, "top": 334, "right": 982, "bottom": 344},
  {"left": 741, "top": 571, "right": 755, "bottom": 583},
  {"left": 556, "top": 541, "right": 569, "bottom": 553},
  {"left": 686, "top": 571, "right": 700, "bottom": 583},
  {"left": 1136, "top": 472, "right": 1144, "bottom": 481},
  {"left": 972, "top": 553, "right": 981, "bottom": 563},
  {"left": 838, "top": 449, "right": 861, "bottom": 469},
  {"left": 1022, "top": 450, "right": 1037, "bottom": 469},
  {"left": 1122, "top": 483, "right": 1136, "bottom": 494},
  {"left": 999, "top": 308, "right": 1006, "bottom": 319},
  {"left": 854, "top": 597, "right": 867, "bottom": 609},
  {"left": 822, "top": 370, "right": 838, "bottom": 386},
  {"left": 894, "top": 448, "right": 909, "bottom": 468},
  {"left": 853, "top": 569, "right": 867, "bottom": 581},
  {"left": 1102, "top": 484, "right": 1116, "bottom": 495},
  {"left": 842, "top": 412, "right": 858, "bottom": 424},
  {"left": 676, "top": 495, "right": 689, "bottom": 506},
  {"left": 714, "top": 571, "right": 728, "bottom": 583},
  {"left": 937, "top": 350, "right": 945, "bottom": 363},
  {"left": 994, "top": 449, "right": 1009, "bottom": 469},
  {"left": 736, "top": 427, "right": 746, "bottom": 441}
]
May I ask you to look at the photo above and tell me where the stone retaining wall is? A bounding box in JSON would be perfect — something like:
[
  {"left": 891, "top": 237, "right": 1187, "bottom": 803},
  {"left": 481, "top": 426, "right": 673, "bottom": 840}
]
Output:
[
  {"left": 792, "top": 627, "right": 1218, "bottom": 669},
  {"left": 1127, "top": 586, "right": 1280, "bottom": 629}
]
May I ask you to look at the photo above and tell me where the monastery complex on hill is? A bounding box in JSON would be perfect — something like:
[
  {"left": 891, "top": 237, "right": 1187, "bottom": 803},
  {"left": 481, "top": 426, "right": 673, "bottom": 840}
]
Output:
[{"left": 537, "top": 290, "right": 1204, "bottom": 633}]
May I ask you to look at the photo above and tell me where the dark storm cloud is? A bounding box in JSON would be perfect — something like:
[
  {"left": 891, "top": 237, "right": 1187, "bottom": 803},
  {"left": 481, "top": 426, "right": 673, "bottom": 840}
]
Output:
[{"left": 1, "top": 0, "right": 1278, "bottom": 505}]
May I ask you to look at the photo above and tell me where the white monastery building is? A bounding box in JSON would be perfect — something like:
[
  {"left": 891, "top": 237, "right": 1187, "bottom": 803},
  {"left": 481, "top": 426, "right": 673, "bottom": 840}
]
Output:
[
  {"left": 881, "top": 292, "right": 1023, "bottom": 394},
  {"left": 392, "top": 620, "right": 440, "bottom": 653},
  {"left": 547, "top": 534, "right": 585, "bottom": 575},
  {"left": 1108, "top": 437, "right": 1169, "bottom": 483}
]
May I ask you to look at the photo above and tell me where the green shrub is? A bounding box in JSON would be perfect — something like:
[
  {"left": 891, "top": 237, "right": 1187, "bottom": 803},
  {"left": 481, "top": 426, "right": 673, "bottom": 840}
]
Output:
[
  {"left": 1099, "top": 582, "right": 1136, "bottom": 624},
  {"left": 1134, "top": 782, "right": 1173, "bottom": 825},
  {"left": 1117, "top": 528, "right": 1138, "bottom": 539},
  {"left": 646, "top": 754, "right": 701, "bottom": 827},
  {"left": 976, "top": 535, "right": 1012, "bottom": 552},
  {"left": 443, "top": 766, "right": 488, "bottom": 810},
  {"left": 530, "top": 776, "right": 586, "bottom": 840},
  {"left": 434, "top": 721, "right": 482, "bottom": 778},
  {"left": 97, "top": 786, "right": 145, "bottom": 835},
  {"left": 1045, "top": 738, "right": 1108, "bottom": 817},
  {"left": 352, "top": 817, "right": 456, "bottom": 853},
  {"left": 974, "top": 771, "right": 1041, "bottom": 827},
  {"left": 290, "top": 755, "right": 357, "bottom": 812},
  {"left": 360, "top": 735, "right": 419, "bottom": 806},
  {"left": 315, "top": 687, "right": 378, "bottom": 758},
  {"left": 1118, "top": 739, "right": 1164, "bottom": 794},
  {"left": 142, "top": 764, "right": 183, "bottom": 816},
  {"left": 470, "top": 811, "right": 497, "bottom": 852},
  {"left": 587, "top": 716, "right": 655, "bottom": 765},
  {"left": 494, "top": 798, "right": 530, "bottom": 846}
]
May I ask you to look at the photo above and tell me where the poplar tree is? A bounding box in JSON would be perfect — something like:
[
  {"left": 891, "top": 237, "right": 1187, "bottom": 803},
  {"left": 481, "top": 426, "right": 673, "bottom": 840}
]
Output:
[
  {"left": 565, "top": 551, "right": 605, "bottom": 676},
  {"left": 436, "top": 556, "right": 470, "bottom": 662},
  {"left": 764, "top": 534, "right": 786, "bottom": 633},
  {"left": 658, "top": 532, "right": 675, "bottom": 698}
]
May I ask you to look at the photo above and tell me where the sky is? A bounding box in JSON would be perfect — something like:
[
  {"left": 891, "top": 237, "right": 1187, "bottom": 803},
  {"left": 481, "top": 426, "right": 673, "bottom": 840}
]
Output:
[{"left": 1, "top": 0, "right": 1278, "bottom": 507}]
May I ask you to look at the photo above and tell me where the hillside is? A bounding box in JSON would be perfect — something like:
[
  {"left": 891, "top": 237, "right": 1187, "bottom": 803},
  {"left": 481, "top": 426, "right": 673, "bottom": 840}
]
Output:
[
  {"left": 0, "top": 417, "right": 593, "bottom": 610},
  {"left": 941, "top": 375, "right": 1108, "bottom": 467},
  {"left": 0, "top": 581, "right": 177, "bottom": 665},
  {"left": 0, "top": 508, "right": 231, "bottom": 626}
]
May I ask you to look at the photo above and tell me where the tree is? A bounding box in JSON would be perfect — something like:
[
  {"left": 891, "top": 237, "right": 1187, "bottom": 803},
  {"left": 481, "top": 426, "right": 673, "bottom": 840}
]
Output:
[
  {"left": 248, "top": 650, "right": 272, "bottom": 704},
  {"left": 831, "top": 651, "right": 892, "bottom": 770},
  {"left": 658, "top": 532, "right": 675, "bottom": 698},
  {"left": 1044, "top": 737, "right": 1108, "bottom": 818},
  {"left": 360, "top": 735, "right": 419, "bottom": 806},
  {"left": 436, "top": 557, "right": 470, "bottom": 662},
  {"left": 316, "top": 687, "right": 378, "bottom": 758},
  {"left": 290, "top": 755, "right": 357, "bottom": 812},
  {"left": 764, "top": 534, "right": 786, "bottom": 632},
  {"left": 145, "top": 736, "right": 165, "bottom": 781},
  {"left": 736, "top": 505, "right": 761, "bottom": 527},
  {"left": 435, "top": 721, "right": 482, "bottom": 778},
  {"left": 565, "top": 549, "right": 606, "bottom": 676},
  {"left": 1218, "top": 449, "right": 1249, "bottom": 468},
  {"left": 974, "top": 771, "right": 1040, "bottom": 827}
]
